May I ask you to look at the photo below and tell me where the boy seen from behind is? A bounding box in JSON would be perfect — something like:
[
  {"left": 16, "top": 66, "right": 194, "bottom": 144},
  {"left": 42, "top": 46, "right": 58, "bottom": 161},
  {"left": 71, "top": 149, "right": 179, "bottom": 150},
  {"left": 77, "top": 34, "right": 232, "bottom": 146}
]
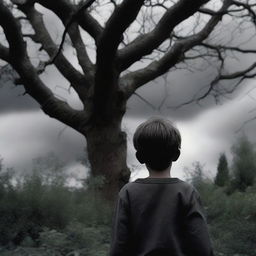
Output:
[{"left": 110, "top": 117, "right": 214, "bottom": 256}]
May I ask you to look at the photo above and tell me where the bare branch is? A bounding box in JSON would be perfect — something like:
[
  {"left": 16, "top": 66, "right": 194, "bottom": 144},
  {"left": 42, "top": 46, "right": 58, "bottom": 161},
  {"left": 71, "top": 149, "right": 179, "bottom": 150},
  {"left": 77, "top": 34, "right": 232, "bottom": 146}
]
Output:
[
  {"left": 201, "top": 42, "right": 256, "bottom": 54},
  {"left": 117, "top": 0, "right": 210, "bottom": 71},
  {"left": 18, "top": 4, "right": 90, "bottom": 102},
  {"left": 232, "top": 0, "right": 256, "bottom": 24},
  {"left": 198, "top": 6, "right": 246, "bottom": 16},
  {"left": 121, "top": 0, "right": 233, "bottom": 98},
  {"left": 68, "top": 23, "right": 95, "bottom": 77},
  {"left": 96, "top": 0, "right": 145, "bottom": 64},
  {"left": 36, "top": 0, "right": 103, "bottom": 42},
  {"left": 198, "top": 7, "right": 228, "bottom": 15},
  {"left": 0, "top": 3, "right": 27, "bottom": 61},
  {"left": 0, "top": 1, "right": 88, "bottom": 133},
  {"left": 43, "top": 0, "right": 96, "bottom": 66},
  {"left": 17, "top": 1, "right": 95, "bottom": 78},
  {"left": 76, "top": 3, "right": 103, "bottom": 42},
  {"left": 144, "top": 2, "right": 168, "bottom": 11},
  {"left": 134, "top": 92, "right": 158, "bottom": 110},
  {"left": 172, "top": 61, "right": 256, "bottom": 110},
  {"left": 220, "top": 62, "right": 256, "bottom": 81},
  {"left": 93, "top": 0, "right": 146, "bottom": 120},
  {"left": 120, "top": 42, "right": 184, "bottom": 98},
  {"left": 109, "top": 0, "right": 117, "bottom": 9},
  {"left": 2, "top": 0, "right": 256, "bottom": 131}
]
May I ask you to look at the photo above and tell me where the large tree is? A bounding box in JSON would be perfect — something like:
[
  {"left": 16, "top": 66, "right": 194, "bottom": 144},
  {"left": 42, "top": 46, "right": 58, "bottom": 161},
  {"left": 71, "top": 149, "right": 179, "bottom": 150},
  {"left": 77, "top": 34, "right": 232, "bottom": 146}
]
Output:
[{"left": 0, "top": 0, "right": 256, "bottom": 198}]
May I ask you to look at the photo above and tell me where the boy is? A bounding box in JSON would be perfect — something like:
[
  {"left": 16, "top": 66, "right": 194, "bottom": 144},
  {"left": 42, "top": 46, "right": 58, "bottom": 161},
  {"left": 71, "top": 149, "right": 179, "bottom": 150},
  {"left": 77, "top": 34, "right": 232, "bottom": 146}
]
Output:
[{"left": 110, "top": 117, "right": 214, "bottom": 256}]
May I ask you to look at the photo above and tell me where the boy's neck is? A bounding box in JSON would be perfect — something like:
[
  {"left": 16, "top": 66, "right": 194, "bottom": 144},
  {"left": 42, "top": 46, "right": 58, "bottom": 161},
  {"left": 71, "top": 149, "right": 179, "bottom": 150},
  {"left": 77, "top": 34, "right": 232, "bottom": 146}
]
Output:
[{"left": 147, "top": 165, "right": 172, "bottom": 178}]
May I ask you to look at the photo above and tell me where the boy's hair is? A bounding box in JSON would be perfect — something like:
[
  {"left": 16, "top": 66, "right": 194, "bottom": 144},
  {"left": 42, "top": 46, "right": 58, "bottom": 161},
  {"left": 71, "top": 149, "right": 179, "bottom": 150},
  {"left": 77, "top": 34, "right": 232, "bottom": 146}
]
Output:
[{"left": 133, "top": 117, "right": 181, "bottom": 171}]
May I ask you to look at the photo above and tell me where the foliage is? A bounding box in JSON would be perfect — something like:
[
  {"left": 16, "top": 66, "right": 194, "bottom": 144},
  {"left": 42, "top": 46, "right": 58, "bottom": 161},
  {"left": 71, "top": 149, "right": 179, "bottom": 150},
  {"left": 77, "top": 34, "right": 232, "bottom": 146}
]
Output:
[
  {"left": 188, "top": 161, "right": 256, "bottom": 256},
  {"left": 0, "top": 155, "right": 112, "bottom": 255},
  {"left": 1, "top": 143, "right": 256, "bottom": 255},
  {"left": 215, "top": 153, "right": 229, "bottom": 187},
  {"left": 230, "top": 135, "right": 256, "bottom": 192}
]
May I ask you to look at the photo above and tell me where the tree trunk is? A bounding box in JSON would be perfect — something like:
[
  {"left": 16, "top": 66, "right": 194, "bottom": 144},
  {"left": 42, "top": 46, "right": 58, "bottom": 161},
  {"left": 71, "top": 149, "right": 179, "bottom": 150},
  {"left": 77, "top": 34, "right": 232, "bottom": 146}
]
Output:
[{"left": 86, "top": 119, "right": 130, "bottom": 201}]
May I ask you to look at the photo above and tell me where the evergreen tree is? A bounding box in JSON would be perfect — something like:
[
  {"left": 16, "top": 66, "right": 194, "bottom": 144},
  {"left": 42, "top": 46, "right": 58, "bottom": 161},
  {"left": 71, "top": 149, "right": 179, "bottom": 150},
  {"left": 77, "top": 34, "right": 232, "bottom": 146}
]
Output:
[
  {"left": 231, "top": 135, "right": 256, "bottom": 192},
  {"left": 215, "top": 153, "right": 229, "bottom": 187}
]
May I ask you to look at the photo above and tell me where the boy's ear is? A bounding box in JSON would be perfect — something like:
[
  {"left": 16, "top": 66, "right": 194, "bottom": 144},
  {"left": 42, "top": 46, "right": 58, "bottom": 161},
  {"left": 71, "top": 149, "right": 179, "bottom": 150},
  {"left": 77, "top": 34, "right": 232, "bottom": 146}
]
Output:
[
  {"left": 171, "top": 149, "right": 180, "bottom": 162},
  {"left": 136, "top": 151, "right": 145, "bottom": 164}
]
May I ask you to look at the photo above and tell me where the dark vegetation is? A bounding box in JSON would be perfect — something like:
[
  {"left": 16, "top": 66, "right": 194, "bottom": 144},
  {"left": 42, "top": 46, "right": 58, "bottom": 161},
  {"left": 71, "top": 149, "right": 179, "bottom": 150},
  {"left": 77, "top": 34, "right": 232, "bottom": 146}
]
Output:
[
  {"left": 187, "top": 135, "right": 256, "bottom": 256},
  {"left": 0, "top": 156, "right": 112, "bottom": 255},
  {"left": 0, "top": 135, "right": 255, "bottom": 255}
]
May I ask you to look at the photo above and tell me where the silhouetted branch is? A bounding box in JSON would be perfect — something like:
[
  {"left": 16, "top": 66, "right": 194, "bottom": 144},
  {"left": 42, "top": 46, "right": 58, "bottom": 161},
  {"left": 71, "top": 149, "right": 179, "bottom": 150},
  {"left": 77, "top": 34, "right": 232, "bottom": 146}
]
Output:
[
  {"left": 172, "top": 61, "right": 256, "bottom": 109},
  {"left": 35, "top": 0, "right": 103, "bottom": 42},
  {"left": 117, "top": 0, "right": 210, "bottom": 71},
  {"left": 201, "top": 43, "right": 256, "bottom": 54},
  {"left": 19, "top": 4, "right": 90, "bottom": 102},
  {"left": 44, "top": 0, "right": 96, "bottom": 66},
  {"left": 134, "top": 92, "right": 157, "bottom": 110},
  {"left": 0, "top": 1, "right": 88, "bottom": 133},
  {"left": 68, "top": 23, "right": 95, "bottom": 77},
  {"left": 96, "top": 0, "right": 145, "bottom": 66},
  {"left": 122, "top": 0, "right": 233, "bottom": 98},
  {"left": 1, "top": 0, "right": 256, "bottom": 130}
]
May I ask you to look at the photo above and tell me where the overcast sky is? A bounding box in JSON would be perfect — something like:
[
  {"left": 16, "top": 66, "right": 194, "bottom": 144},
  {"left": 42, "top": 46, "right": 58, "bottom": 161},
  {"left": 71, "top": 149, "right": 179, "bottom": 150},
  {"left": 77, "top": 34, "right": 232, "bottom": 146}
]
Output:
[
  {"left": 1, "top": 2, "right": 256, "bottom": 182},
  {"left": 1, "top": 63, "right": 256, "bottom": 182}
]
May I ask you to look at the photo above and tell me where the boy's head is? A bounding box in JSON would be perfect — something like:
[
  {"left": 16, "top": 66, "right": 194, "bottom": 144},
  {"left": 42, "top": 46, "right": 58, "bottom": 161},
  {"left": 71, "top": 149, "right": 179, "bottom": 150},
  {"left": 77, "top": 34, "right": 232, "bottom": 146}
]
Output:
[{"left": 133, "top": 117, "right": 181, "bottom": 171}]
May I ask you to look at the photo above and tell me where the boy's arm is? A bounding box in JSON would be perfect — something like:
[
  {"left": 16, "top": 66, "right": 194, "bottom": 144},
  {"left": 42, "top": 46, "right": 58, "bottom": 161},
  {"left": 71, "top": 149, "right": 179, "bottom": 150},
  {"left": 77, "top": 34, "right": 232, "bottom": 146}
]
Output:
[
  {"left": 183, "top": 189, "right": 214, "bottom": 256},
  {"left": 110, "top": 191, "right": 131, "bottom": 256}
]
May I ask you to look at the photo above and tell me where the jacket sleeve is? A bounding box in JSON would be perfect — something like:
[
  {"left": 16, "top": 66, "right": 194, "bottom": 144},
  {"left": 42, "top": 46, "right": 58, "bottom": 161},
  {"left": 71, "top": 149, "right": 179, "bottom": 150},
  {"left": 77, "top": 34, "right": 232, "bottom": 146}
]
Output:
[
  {"left": 183, "top": 189, "right": 214, "bottom": 256},
  {"left": 109, "top": 190, "right": 131, "bottom": 256}
]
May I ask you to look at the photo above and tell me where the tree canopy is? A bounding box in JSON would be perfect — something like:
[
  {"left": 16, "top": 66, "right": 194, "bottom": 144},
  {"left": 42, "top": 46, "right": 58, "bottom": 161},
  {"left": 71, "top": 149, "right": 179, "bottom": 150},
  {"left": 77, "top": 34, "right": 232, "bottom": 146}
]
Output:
[{"left": 0, "top": 0, "right": 256, "bottom": 126}]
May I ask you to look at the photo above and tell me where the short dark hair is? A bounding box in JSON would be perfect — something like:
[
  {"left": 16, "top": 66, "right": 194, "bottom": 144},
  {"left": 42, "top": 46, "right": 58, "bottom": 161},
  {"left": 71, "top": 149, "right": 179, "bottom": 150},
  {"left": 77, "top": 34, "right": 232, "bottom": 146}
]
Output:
[{"left": 133, "top": 117, "right": 181, "bottom": 171}]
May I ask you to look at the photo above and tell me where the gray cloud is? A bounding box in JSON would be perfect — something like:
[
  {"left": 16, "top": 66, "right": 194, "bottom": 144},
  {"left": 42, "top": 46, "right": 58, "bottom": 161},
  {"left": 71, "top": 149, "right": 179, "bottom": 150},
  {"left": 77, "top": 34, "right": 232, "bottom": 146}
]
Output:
[
  {"left": 126, "top": 68, "right": 223, "bottom": 120},
  {"left": 0, "top": 73, "right": 256, "bottom": 181},
  {"left": 0, "top": 111, "right": 86, "bottom": 172},
  {"left": 0, "top": 83, "right": 39, "bottom": 113},
  {"left": 126, "top": 48, "right": 256, "bottom": 121},
  {"left": 0, "top": 66, "right": 39, "bottom": 113}
]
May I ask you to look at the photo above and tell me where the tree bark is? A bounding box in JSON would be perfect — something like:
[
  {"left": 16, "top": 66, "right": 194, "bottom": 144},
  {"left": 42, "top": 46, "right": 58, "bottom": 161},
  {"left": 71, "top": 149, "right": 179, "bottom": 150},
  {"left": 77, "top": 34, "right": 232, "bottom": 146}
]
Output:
[{"left": 86, "top": 119, "right": 130, "bottom": 200}]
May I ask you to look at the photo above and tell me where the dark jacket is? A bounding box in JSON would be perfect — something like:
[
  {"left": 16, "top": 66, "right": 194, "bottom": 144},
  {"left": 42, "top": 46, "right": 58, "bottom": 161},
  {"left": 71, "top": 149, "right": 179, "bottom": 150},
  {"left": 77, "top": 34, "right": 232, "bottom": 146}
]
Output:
[{"left": 110, "top": 177, "right": 214, "bottom": 256}]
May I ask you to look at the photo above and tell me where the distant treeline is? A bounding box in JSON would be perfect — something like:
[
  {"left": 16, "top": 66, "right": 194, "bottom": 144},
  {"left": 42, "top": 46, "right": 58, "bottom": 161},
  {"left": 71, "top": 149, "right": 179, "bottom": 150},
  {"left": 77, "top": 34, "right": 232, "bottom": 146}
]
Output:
[{"left": 0, "top": 135, "right": 255, "bottom": 255}]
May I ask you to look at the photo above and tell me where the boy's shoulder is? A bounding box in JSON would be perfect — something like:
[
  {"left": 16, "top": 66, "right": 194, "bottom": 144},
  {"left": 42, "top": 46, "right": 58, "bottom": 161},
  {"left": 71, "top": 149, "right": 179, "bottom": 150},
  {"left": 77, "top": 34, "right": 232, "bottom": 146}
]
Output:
[
  {"left": 118, "top": 178, "right": 200, "bottom": 210},
  {"left": 119, "top": 178, "right": 196, "bottom": 197}
]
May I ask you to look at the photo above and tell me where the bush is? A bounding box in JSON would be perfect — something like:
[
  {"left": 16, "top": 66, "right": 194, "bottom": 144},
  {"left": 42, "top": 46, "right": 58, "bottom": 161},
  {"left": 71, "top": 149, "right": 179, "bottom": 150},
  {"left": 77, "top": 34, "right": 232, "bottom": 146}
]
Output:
[
  {"left": 186, "top": 161, "right": 256, "bottom": 256},
  {"left": 0, "top": 156, "right": 113, "bottom": 250},
  {"left": 1, "top": 152, "right": 256, "bottom": 255}
]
